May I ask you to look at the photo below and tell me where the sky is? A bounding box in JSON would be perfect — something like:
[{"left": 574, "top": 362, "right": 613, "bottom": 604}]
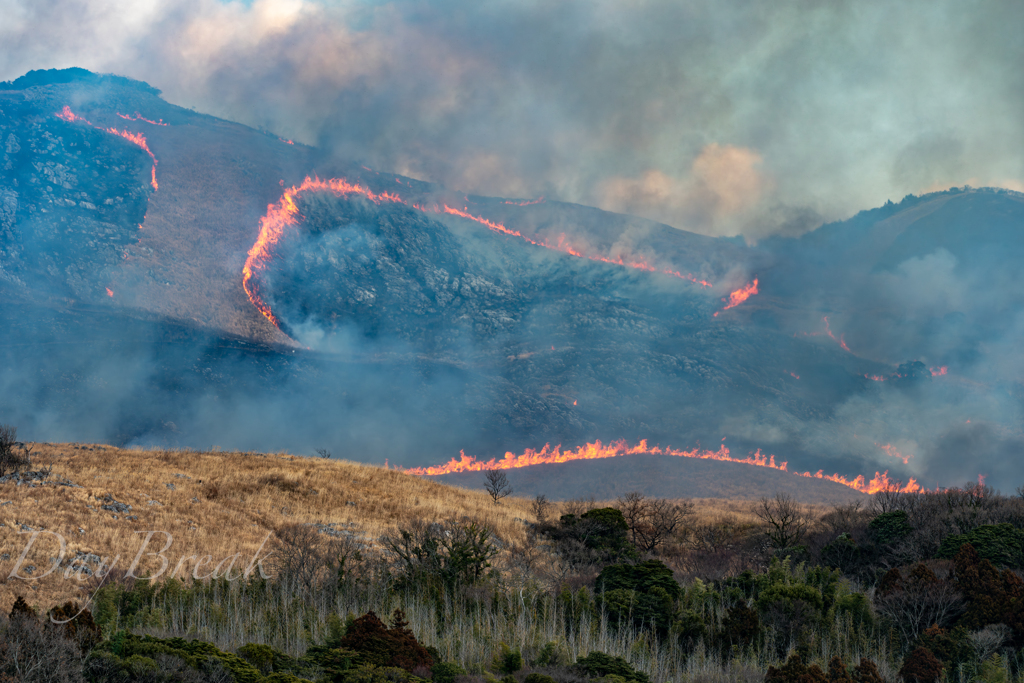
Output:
[{"left": 1, "top": 0, "right": 1022, "bottom": 239}]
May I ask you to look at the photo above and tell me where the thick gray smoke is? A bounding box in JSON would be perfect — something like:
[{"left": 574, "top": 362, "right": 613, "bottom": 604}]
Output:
[{"left": 1, "top": 0, "right": 1022, "bottom": 239}]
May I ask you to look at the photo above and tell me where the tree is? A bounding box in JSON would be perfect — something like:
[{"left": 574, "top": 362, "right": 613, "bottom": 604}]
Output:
[
  {"left": 483, "top": 470, "right": 512, "bottom": 505},
  {"left": 531, "top": 494, "right": 551, "bottom": 523},
  {"left": 873, "top": 563, "right": 964, "bottom": 644},
  {"left": 616, "top": 492, "right": 693, "bottom": 552},
  {"left": 0, "top": 424, "right": 29, "bottom": 477},
  {"left": 382, "top": 518, "right": 498, "bottom": 589},
  {"left": 337, "top": 610, "right": 433, "bottom": 672},
  {"left": 755, "top": 493, "right": 809, "bottom": 549},
  {"left": 899, "top": 647, "right": 943, "bottom": 683}
]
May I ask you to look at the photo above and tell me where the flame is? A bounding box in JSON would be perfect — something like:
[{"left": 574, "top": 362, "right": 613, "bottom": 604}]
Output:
[
  {"left": 930, "top": 366, "right": 948, "bottom": 377},
  {"left": 56, "top": 106, "right": 88, "bottom": 123},
  {"left": 246, "top": 176, "right": 718, "bottom": 328},
  {"left": 865, "top": 374, "right": 887, "bottom": 381},
  {"left": 877, "top": 443, "right": 913, "bottom": 464},
  {"left": 504, "top": 197, "right": 545, "bottom": 206},
  {"left": 117, "top": 112, "right": 169, "bottom": 126},
  {"left": 55, "top": 108, "right": 159, "bottom": 190},
  {"left": 789, "top": 372, "right": 800, "bottom": 379},
  {"left": 713, "top": 279, "right": 759, "bottom": 315},
  {"left": 279, "top": 137, "right": 295, "bottom": 145},
  {"left": 242, "top": 176, "right": 404, "bottom": 326},
  {"left": 105, "top": 288, "right": 114, "bottom": 297},
  {"left": 405, "top": 438, "right": 926, "bottom": 495}
]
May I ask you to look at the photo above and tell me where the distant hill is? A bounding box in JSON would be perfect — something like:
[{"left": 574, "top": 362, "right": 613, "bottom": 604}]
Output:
[{"left": 428, "top": 454, "right": 867, "bottom": 504}]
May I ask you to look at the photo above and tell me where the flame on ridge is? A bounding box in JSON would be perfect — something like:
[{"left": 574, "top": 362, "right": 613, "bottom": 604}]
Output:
[
  {"left": 713, "top": 279, "right": 759, "bottom": 316},
  {"left": 404, "top": 438, "right": 921, "bottom": 495},
  {"left": 242, "top": 176, "right": 403, "bottom": 326},
  {"left": 245, "top": 176, "right": 722, "bottom": 328},
  {"left": 56, "top": 107, "right": 158, "bottom": 190}
]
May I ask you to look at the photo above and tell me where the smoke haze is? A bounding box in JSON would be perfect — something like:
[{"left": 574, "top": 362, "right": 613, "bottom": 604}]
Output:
[{"left": 2, "top": 0, "right": 1022, "bottom": 238}]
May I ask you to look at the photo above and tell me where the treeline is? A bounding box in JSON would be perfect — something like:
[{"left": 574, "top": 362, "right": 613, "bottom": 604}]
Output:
[{"left": 2, "top": 483, "right": 1024, "bottom": 683}]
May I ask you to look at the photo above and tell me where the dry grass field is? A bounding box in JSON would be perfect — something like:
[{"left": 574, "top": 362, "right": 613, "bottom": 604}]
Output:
[{"left": 0, "top": 442, "right": 822, "bottom": 611}]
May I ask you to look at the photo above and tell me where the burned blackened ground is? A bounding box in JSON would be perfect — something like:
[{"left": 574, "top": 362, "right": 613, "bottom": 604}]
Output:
[{"left": 0, "top": 97, "right": 150, "bottom": 298}]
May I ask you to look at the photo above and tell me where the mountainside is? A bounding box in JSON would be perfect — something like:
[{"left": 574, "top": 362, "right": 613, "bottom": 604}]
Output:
[{"left": 1, "top": 68, "right": 1022, "bottom": 493}]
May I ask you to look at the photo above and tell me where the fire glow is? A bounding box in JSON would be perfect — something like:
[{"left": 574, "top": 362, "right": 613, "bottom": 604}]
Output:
[
  {"left": 56, "top": 107, "right": 159, "bottom": 190},
  {"left": 245, "top": 177, "right": 727, "bottom": 328},
  {"left": 405, "top": 438, "right": 921, "bottom": 495},
  {"left": 714, "top": 279, "right": 759, "bottom": 316}
]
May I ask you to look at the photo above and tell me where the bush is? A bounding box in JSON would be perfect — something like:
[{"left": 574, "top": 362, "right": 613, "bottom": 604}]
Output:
[
  {"left": 574, "top": 652, "right": 649, "bottom": 683},
  {"left": 336, "top": 610, "right": 433, "bottom": 672},
  {"left": 493, "top": 643, "right": 523, "bottom": 675},
  {"left": 898, "top": 647, "right": 943, "bottom": 683},
  {"left": 868, "top": 511, "right": 913, "bottom": 546},
  {"left": 524, "top": 674, "right": 558, "bottom": 683},
  {"left": 597, "top": 560, "right": 680, "bottom": 634},
  {"left": 937, "top": 524, "right": 1024, "bottom": 569},
  {"left": 432, "top": 662, "right": 467, "bottom": 683}
]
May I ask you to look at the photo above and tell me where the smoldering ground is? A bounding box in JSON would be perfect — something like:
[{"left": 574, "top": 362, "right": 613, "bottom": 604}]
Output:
[{"left": 1, "top": 0, "right": 1022, "bottom": 240}]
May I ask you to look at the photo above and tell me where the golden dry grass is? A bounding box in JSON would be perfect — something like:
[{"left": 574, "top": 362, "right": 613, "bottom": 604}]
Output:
[{"left": 0, "top": 442, "right": 826, "bottom": 611}]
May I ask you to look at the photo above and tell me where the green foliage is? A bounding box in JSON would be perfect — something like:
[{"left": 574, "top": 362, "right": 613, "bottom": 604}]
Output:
[
  {"left": 534, "top": 641, "right": 567, "bottom": 667},
  {"left": 974, "top": 654, "right": 1009, "bottom": 683},
  {"left": 574, "top": 651, "right": 650, "bottom": 683},
  {"left": 91, "top": 632, "right": 265, "bottom": 682},
  {"left": 238, "top": 643, "right": 276, "bottom": 674},
  {"left": 937, "top": 524, "right": 1024, "bottom": 569},
  {"left": 431, "top": 662, "right": 467, "bottom": 683},
  {"left": 868, "top": 511, "right": 913, "bottom": 546},
  {"left": 493, "top": 643, "right": 524, "bottom": 674},
  {"left": 342, "top": 664, "right": 428, "bottom": 683},
  {"left": 719, "top": 604, "right": 759, "bottom": 647},
  {"left": 597, "top": 560, "right": 680, "bottom": 634},
  {"left": 384, "top": 520, "right": 499, "bottom": 591},
  {"left": 524, "top": 674, "right": 558, "bottom": 683}
]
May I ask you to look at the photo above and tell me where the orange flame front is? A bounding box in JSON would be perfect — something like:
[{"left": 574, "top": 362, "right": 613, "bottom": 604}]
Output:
[
  {"left": 245, "top": 177, "right": 724, "bottom": 328},
  {"left": 56, "top": 108, "right": 159, "bottom": 190},
  {"left": 713, "top": 279, "right": 759, "bottom": 316},
  {"left": 404, "top": 438, "right": 922, "bottom": 495},
  {"left": 242, "top": 177, "right": 404, "bottom": 326}
]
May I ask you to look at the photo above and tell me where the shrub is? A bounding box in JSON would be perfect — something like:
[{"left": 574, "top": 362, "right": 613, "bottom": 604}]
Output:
[
  {"left": 432, "top": 662, "right": 467, "bottom": 683},
  {"left": 597, "top": 560, "right": 680, "bottom": 633},
  {"left": 937, "top": 524, "right": 1024, "bottom": 569},
  {"left": 574, "top": 651, "right": 649, "bottom": 683},
  {"left": 868, "top": 511, "right": 913, "bottom": 546},
  {"left": 338, "top": 610, "right": 434, "bottom": 672},
  {"left": 524, "top": 674, "right": 557, "bottom": 683},
  {"left": 238, "top": 643, "right": 275, "bottom": 673},
  {"left": 765, "top": 653, "right": 825, "bottom": 683},
  {"left": 493, "top": 643, "right": 523, "bottom": 675},
  {"left": 898, "top": 647, "right": 943, "bottom": 683}
]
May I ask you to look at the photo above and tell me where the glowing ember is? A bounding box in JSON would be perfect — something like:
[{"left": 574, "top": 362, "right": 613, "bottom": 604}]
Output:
[
  {"left": 246, "top": 176, "right": 717, "bottom": 329},
  {"left": 405, "top": 438, "right": 922, "bottom": 495},
  {"left": 790, "top": 372, "right": 800, "bottom": 379},
  {"left": 865, "top": 374, "right": 887, "bottom": 381},
  {"left": 930, "top": 366, "right": 948, "bottom": 376},
  {"left": 105, "top": 288, "right": 114, "bottom": 297},
  {"left": 713, "top": 279, "right": 758, "bottom": 316},
  {"left": 55, "top": 108, "right": 159, "bottom": 190}
]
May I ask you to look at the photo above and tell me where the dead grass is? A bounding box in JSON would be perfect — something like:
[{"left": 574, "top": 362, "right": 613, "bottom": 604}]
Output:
[{"left": 0, "top": 443, "right": 813, "bottom": 611}]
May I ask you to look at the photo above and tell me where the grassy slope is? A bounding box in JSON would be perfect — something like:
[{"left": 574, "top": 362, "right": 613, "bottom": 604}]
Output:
[{"left": 0, "top": 443, "right": 788, "bottom": 612}]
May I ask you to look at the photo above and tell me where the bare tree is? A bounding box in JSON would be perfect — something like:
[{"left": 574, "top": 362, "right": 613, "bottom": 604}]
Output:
[
  {"left": 531, "top": 494, "right": 551, "bottom": 523},
  {"left": 616, "top": 491, "right": 694, "bottom": 552},
  {"left": 754, "top": 493, "right": 809, "bottom": 549},
  {"left": 484, "top": 470, "right": 513, "bottom": 505},
  {"left": 0, "top": 424, "right": 30, "bottom": 477},
  {"left": 274, "top": 523, "right": 359, "bottom": 593},
  {"left": 873, "top": 576, "right": 964, "bottom": 646},
  {"left": 315, "top": 448, "right": 331, "bottom": 459}
]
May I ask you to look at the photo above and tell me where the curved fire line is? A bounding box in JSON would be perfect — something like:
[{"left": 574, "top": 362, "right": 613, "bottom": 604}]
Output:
[{"left": 244, "top": 176, "right": 757, "bottom": 329}]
